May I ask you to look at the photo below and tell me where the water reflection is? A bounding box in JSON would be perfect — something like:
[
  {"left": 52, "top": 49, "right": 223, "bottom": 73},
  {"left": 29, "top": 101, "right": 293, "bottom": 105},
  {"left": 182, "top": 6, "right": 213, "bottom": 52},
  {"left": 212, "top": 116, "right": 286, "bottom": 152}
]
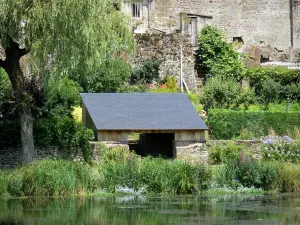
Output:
[{"left": 0, "top": 194, "right": 299, "bottom": 225}]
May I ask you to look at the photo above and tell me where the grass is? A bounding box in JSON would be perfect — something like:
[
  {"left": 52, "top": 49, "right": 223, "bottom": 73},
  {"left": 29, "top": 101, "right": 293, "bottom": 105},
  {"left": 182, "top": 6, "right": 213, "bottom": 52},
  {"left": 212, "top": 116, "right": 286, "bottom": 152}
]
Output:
[
  {"left": 278, "top": 163, "right": 300, "bottom": 193},
  {"left": 5, "top": 160, "right": 98, "bottom": 197},
  {"left": 1, "top": 149, "right": 300, "bottom": 197}
]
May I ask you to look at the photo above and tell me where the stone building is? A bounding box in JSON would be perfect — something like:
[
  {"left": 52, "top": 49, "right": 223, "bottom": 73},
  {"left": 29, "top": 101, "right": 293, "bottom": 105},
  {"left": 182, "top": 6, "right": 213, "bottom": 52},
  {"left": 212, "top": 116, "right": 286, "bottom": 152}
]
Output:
[
  {"left": 123, "top": 0, "right": 300, "bottom": 50},
  {"left": 123, "top": 0, "right": 300, "bottom": 89},
  {"left": 81, "top": 93, "right": 208, "bottom": 163}
]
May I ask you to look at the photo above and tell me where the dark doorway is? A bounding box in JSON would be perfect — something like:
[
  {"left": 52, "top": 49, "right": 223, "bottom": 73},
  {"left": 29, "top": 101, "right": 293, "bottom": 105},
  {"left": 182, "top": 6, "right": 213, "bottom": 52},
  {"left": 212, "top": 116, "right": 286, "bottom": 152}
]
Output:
[{"left": 129, "top": 133, "right": 175, "bottom": 158}]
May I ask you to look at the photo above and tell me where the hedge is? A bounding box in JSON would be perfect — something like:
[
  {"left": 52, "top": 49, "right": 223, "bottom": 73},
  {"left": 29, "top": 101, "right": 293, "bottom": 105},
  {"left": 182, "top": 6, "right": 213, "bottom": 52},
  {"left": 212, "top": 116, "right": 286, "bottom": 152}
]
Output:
[{"left": 207, "top": 109, "right": 300, "bottom": 139}]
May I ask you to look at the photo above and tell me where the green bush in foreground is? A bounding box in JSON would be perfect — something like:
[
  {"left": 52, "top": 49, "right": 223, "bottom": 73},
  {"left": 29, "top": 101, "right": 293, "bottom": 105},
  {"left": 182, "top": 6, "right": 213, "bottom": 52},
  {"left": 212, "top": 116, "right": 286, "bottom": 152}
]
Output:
[
  {"left": 208, "top": 142, "right": 250, "bottom": 165},
  {"left": 6, "top": 160, "right": 97, "bottom": 196},
  {"left": 140, "top": 157, "right": 211, "bottom": 194},
  {"left": 100, "top": 148, "right": 212, "bottom": 194},
  {"left": 0, "top": 171, "right": 8, "bottom": 197},
  {"left": 100, "top": 147, "right": 140, "bottom": 192},
  {"left": 1, "top": 154, "right": 300, "bottom": 197},
  {"left": 208, "top": 109, "right": 300, "bottom": 139}
]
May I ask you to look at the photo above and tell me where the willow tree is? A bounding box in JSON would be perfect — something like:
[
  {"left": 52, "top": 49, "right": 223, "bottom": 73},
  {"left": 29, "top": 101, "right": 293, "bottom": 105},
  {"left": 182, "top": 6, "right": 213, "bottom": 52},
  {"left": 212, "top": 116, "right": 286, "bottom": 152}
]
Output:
[{"left": 0, "top": 0, "right": 135, "bottom": 163}]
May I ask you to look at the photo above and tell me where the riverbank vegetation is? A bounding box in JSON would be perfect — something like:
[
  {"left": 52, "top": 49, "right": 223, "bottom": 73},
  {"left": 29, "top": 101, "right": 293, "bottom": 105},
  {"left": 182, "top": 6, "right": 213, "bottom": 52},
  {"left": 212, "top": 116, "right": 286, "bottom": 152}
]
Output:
[{"left": 1, "top": 143, "right": 300, "bottom": 198}]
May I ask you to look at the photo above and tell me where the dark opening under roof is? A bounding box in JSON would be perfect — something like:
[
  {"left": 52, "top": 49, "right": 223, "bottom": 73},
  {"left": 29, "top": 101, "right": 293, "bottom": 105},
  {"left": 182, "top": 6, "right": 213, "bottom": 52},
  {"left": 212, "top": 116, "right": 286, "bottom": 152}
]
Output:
[{"left": 81, "top": 93, "right": 208, "bottom": 131}]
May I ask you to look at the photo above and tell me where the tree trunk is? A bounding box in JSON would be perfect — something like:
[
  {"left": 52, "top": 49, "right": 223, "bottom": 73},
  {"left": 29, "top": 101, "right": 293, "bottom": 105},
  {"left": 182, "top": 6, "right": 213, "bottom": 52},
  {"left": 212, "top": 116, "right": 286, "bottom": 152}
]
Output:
[
  {"left": 1, "top": 39, "right": 34, "bottom": 164},
  {"left": 20, "top": 111, "right": 34, "bottom": 163}
]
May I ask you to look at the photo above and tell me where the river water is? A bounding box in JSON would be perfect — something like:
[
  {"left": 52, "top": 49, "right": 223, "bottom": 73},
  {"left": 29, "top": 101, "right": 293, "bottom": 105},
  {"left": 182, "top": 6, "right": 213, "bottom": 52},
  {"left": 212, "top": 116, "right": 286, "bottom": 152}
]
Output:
[{"left": 0, "top": 193, "right": 299, "bottom": 225}]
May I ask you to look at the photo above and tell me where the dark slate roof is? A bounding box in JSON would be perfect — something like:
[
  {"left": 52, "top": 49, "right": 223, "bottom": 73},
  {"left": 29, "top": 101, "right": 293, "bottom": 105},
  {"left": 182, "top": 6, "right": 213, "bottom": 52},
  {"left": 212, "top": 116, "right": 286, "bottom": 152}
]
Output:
[{"left": 80, "top": 93, "right": 208, "bottom": 130}]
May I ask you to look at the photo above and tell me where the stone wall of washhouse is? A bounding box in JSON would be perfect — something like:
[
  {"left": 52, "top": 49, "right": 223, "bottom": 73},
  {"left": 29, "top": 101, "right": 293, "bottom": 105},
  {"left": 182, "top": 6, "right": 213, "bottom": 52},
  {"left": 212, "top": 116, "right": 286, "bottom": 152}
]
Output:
[
  {"left": 134, "top": 33, "right": 198, "bottom": 90},
  {"left": 128, "top": 0, "right": 300, "bottom": 63},
  {"left": 0, "top": 140, "right": 262, "bottom": 168}
]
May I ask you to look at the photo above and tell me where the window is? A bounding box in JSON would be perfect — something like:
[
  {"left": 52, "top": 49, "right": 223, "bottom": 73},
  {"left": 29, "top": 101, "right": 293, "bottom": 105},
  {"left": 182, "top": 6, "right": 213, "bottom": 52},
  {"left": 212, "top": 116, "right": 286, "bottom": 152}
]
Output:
[
  {"left": 157, "top": 0, "right": 169, "bottom": 17},
  {"left": 132, "top": 2, "right": 143, "bottom": 19}
]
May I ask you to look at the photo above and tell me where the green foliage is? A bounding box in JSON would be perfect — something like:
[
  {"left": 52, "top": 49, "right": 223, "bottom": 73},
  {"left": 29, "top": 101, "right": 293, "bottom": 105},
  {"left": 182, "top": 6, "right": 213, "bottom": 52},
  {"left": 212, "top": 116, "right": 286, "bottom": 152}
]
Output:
[
  {"left": 101, "top": 148, "right": 140, "bottom": 192},
  {"left": 212, "top": 160, "right": 279, "bottom": 191},
  {"left": 6, "top": 160, "right": 97, "bottom": 196},
  {"left": 131, "top": 60, "right": 161, "bottom": 84},
  {"left": 278, "top": 163, "right": 300, "bottom": 192},
  {"left": 243, "top": 102, "right": 300, "bottom": 112},
  {"left": 35, "top": 116, "right": 94, "bottom": 162},
  {"left": 149, "top": 76, "right": 179, "bottom": 93},
  {"left": 208, "top": 109, "right": 300, "bottom": 139},
  {"left": 200, "top": 76, "right": 255, "bottom": 109},
  {"left": 44, "top": 76, "right": 81, "bottom": 117},
  {"left": 246, "top": 67, "right": 300, "bottom": 102},
  {"left": 70, "top": 60, "right": 132, "bottom": 93},
  {"left": 0, "top": 69, "right": 16, "bottom": 119},
  {"left": 188, "top": 92, "right": 203, "bottom": 113},
  {"left": 0, "top": 171, "right": 8, "bottom": 197},
  {"left": 118, "top": 83, "right": 149, "bottom": 93},
  {"left": 235, "top": 160, "right": 279, "bottom": 191},
  {"left": 261, "top": 136, "right": 300, "bottom": 163},
  {"left": 198, "top": 25, "right": 244, "bottom": 80},
  {"left": 208, "top": 142, "right": 249, "bottom": 165},
  {"left": 246, "top": 67, "right": 300, "bottom": 86},
  {"left": 140, "top": 157, "right": 211, "bottom": 194},
  {"left": 259, "top": 77, "right": 282, "bottom": 109},
  {"left": 0, "top": 118, "right": 93, "bottom": 161},
  {"left": 0, "top": 0, "right": 135, "bottom": 81}
]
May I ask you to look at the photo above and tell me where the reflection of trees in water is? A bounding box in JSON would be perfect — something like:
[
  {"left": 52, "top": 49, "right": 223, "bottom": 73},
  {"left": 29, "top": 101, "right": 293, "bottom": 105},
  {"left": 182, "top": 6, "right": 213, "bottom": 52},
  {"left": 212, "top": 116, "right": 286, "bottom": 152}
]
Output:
[
  {"left": 0, "top": 220, "right": 23, "bottom": 225},
  {"left": 0, "top": 195, "right": 300, "bottom": 225}
]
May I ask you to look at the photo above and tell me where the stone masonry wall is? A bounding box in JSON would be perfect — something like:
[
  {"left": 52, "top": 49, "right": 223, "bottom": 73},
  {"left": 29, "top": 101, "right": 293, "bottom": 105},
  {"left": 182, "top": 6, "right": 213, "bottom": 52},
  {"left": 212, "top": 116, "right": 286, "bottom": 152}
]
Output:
[
  {"left": 0, "top": 142, "right": 130, "bottom": 168},
  {"left": 1, "top": 140, "right": 262, "bottom": 168},
  {"left": 294, "top": 2, "right": 300, "bottom": 49},
  {"left": 0, "top": 146, "right": 60, "bottom": 169},
  {"left": 129, "top": 0, "right": 300, "bottom": 62},
  {"left": 175, "top": 140, "right": 262, "bottom": 165},
  {"left": 134, "top": 33, "right": 198, "bottom": 90}
]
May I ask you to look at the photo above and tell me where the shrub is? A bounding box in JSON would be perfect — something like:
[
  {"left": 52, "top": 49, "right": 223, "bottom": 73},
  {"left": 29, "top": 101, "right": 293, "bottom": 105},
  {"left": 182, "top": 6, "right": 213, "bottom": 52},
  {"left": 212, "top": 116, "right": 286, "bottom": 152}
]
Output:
[
  {"left": 148, "top": 76, "right": 179, "bottom": 93},
  {"left": 7, "top": 172, "right": 24, "bottom": 196},
  {"left": 35, "top": 116, "right": 94, "bottom": 162},
  {"left": 235, "top": 160, "right": 261, "bottom": 188},
  {"left": 246, "top": 67, "right": 300, "bottom": 87},
  {"left": 71, "top": 106, "right": 82, "bottom": 122},
  {"left": 131, "top": 60, "right": 161, "bottom": 84},
  {"left": 246, "top": 67, "right": 300, "bottom": 102},
  {"left": 208, "top": 109, "right": 300, "bottom": 139},
  {"left": 69, "top": 59, "right": 132, "bottom": 93},
  {"left": 44, "top": 76, "right": 81, "bottom": 117},
  {"left": 259, "top": 77, "right": 282, "bottom": 109},
  {"left": 100, "top": 148, "right": 140, "bottom": 192},
  {"left": 200, "top": 76, "right": 255, "bottom": 109},
  {"left": 0, "top": 171, "right": 8, "bottom": 197},
  {"left": 0, "top": 69, "right": 17, "bottom": 120},
  {"left": 235, "top": 160, "right": 279, "bottom": 191},
  {"left": 7, "top": 160, "right": 96, "bottom": 196},
  {"left": 208, "top": 142, "right": 248, "bottom": 165},
  {"left": 140, "top": 157, "right": 211, "bottom": 194},
  {"left": 260, "top": 136, "right": 300, "bottom": 163},
  {"left": 198, "top": 25, "right": 244, "bottom": 80},
  {"left": 259, "top": 162, "right": 279, "bottom": 191},
  {"left": 278, "top": 163, "right": 300, "bottom": 192},
  {"left": 212, "top": 159, "right": 279, "bottom": 191},
  {"left": 188, "top": 92, "right": 203, "bottom": 113}
]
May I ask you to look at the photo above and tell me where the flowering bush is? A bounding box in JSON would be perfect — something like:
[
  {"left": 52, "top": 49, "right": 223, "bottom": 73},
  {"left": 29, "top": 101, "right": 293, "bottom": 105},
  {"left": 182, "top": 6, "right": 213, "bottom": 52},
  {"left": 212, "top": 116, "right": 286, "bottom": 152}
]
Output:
[{"left": 260, "top": 135, "right": 300, "bottom": 163}]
